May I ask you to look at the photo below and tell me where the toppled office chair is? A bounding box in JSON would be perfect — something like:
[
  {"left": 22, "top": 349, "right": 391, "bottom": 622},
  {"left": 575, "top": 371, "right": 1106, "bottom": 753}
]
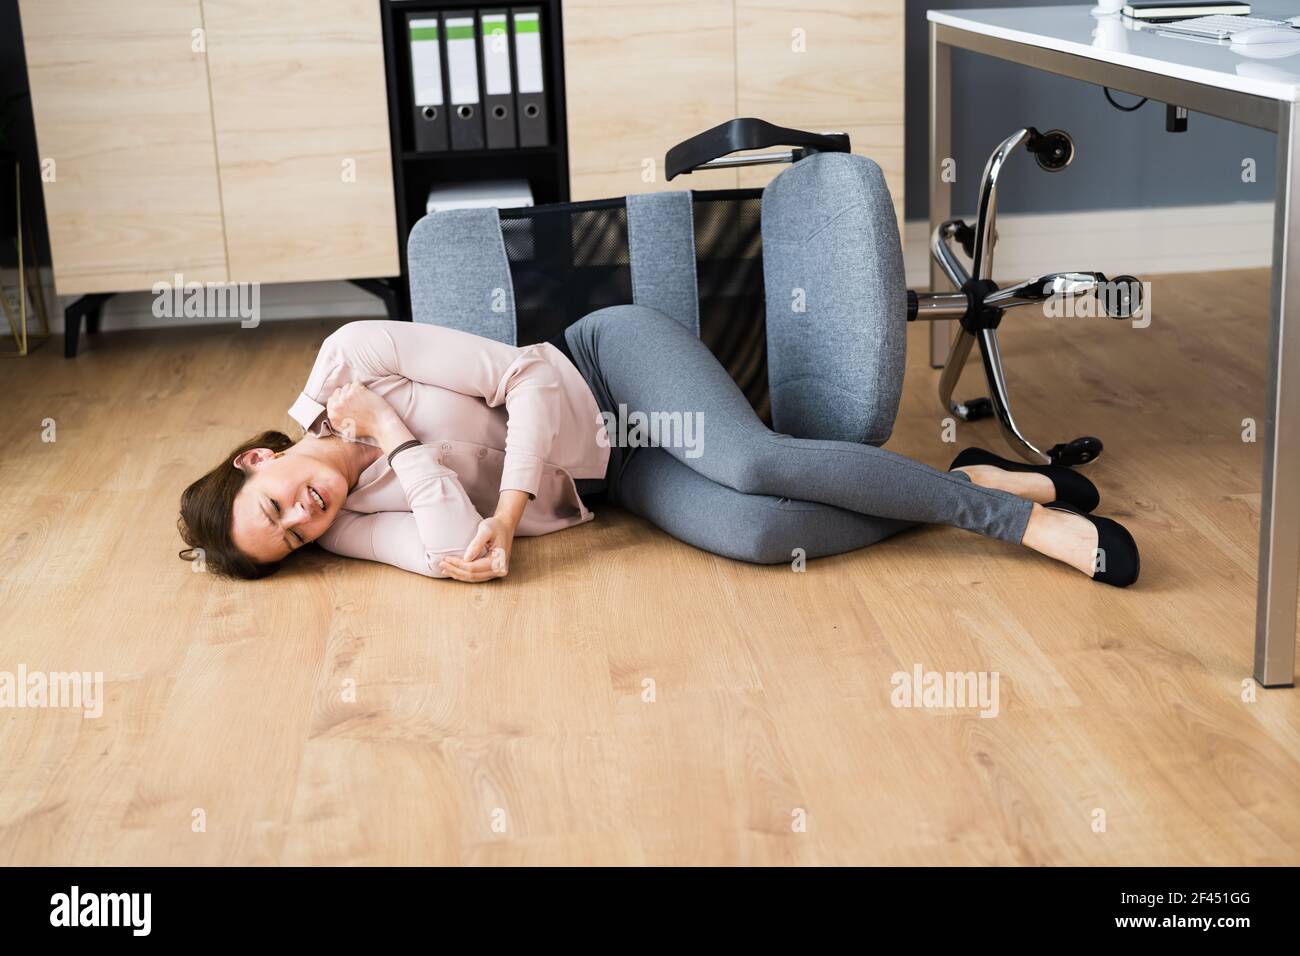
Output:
[
  {"left": 667, "top": 119, "right": 1143, "bottom": 465},
  {"left": 406, "top": 117, "right": 1140, "bottom": 465}
]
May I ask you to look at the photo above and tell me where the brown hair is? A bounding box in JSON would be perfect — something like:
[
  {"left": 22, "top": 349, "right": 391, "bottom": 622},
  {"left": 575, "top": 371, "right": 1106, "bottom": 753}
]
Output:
[{"left": 177, "top": 430, "right": 297, "bottom": 579}]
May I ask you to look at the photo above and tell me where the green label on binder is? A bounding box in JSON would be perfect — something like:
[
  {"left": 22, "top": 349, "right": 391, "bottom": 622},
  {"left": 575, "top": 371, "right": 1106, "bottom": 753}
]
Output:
[
  {"left": 444, "top": 23, "right": 475, "bottom": 40},
  {"left": 514, "top": 18, "right": 540, "bottom": 34},
  {"left": 409, "top": 26, "right": 439, "bottom": 41}
]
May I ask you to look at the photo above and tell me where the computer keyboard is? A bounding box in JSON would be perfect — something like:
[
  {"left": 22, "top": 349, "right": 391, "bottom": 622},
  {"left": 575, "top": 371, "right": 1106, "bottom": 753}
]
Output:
[{"left": 1154, "top": 14, "right": 1289, "bottom": 40}]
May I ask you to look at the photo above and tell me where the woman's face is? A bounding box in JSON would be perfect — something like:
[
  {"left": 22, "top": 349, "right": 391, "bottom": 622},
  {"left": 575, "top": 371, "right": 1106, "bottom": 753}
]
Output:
[{"left": 229, "top": 446, "right": 349, "bottom": 564}]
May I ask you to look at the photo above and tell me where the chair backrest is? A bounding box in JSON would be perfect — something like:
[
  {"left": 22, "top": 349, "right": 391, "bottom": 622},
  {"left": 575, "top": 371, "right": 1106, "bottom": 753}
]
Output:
[
  {"left": 406, "top": 155, "right": 908, "bottom": 444},
  {"left": 408, "top": 188, "right": 773, "bottom": 422}
]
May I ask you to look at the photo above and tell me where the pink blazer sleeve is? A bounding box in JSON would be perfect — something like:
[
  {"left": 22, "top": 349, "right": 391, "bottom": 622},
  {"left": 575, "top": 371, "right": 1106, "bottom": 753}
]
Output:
[
  {"left": 317, "top": 445, "right": 484, "bottom": 578},
  {"left": 313, "top": 320, "right": 565, "bottom": 497}
]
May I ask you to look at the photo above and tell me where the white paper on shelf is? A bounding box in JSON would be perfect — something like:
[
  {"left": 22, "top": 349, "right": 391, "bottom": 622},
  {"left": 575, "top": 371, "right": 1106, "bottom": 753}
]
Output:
[{"left": 426, "top": 179, "right": 535, "bottom": 214}]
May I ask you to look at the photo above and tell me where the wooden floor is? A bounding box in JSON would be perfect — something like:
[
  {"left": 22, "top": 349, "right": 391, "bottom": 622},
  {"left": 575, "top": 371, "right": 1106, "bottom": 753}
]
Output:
[{"left": 2, "top": 269, "right": 1298, "bottom": 865}]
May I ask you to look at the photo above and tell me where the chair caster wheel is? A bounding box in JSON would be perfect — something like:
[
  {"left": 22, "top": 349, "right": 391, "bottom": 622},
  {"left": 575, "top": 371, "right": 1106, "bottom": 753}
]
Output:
[
  {"left": 959, "top": 397, "right": 994, "bottom": 422},
  {"left": 1100, "top": 274, "right": 1142, "bottom": 320},
  {"left": 1047, "top": 437, "right": 1103, "bottom": 467},
  {"left": 954, "top": 221, "right": 976, "bottom": 259},
  {"left": 1030, "top": 129, "right": 1075, "bottom": 172}
]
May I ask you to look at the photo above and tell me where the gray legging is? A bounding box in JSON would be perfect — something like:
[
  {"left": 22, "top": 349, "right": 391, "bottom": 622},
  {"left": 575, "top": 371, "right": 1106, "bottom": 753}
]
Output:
[{"left": 563, "top": 305, "right": 1034, "bottom": 565}]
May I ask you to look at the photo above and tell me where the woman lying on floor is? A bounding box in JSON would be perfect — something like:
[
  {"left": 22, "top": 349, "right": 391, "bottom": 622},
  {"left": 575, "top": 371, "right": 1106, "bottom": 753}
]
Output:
[{"left": 178, "top": 312, "right": 1138, "bottom": 586}]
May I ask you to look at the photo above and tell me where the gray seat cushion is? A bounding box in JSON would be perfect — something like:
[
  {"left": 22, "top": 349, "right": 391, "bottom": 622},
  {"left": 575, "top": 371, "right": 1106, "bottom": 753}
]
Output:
[{"left": 761, "top": 152, "right": 908, "bottom": 445}]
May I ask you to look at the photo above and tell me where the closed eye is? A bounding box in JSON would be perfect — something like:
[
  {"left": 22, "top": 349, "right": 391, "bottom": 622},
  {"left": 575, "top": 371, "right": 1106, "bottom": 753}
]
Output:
[{"left": 268, "top": 497, "right": 304, "bottom": 550}]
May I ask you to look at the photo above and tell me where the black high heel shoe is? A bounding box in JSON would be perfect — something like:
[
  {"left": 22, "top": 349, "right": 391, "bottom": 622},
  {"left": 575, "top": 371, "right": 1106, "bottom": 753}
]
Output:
[
  {"left": 949, "top": 446, "right": 1100, "bottom": 514},
  {"left": 1045, "top": 504, "right": 1140, "bottom": 588}
]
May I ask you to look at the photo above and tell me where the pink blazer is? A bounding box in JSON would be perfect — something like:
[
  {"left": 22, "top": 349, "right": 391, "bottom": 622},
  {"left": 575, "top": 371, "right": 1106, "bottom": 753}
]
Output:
[{"left": 286, "top": 320, "right": 610, "bottom": 577}]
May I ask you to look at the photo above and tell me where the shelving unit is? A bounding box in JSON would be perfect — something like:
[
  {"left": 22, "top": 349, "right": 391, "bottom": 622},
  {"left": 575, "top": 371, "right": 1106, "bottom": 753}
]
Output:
[{"left": 379, "top": 0, "right": 570, "bottom": 319}]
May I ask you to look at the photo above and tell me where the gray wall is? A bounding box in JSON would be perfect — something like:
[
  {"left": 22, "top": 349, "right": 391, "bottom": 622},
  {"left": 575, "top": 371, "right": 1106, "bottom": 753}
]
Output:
[{"left": 904, "top": 0, "right": 1277, "bottom": 220}]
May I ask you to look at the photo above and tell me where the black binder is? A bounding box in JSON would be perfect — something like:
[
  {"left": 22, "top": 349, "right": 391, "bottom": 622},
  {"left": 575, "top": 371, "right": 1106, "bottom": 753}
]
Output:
[
  {"left": 445, "top": 9, "right": 485, "bottom": 150},
  {"left": 407, "top": 13, "right": 449, "bottom": 152},
  {"left": 511, "top": 7, "right": 548, "bottom": 147},
  {"left": 480, "top": 10, "right": 517, "bottom": 149}
]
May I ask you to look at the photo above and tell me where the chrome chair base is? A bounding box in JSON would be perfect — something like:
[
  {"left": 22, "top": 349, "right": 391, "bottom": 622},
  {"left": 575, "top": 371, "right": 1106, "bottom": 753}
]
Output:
[{"left": 907, "top": 127, "right": 1142, "bottom": 467}]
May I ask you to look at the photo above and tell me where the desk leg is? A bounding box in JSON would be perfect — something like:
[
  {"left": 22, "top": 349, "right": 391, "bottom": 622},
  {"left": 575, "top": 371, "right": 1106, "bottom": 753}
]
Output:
[
  {"left": 929, "top": 23, "right": 953, "bottom": 369},
  {"left": 1256, "top": 102, "right": 1300, "bottom": 688}
]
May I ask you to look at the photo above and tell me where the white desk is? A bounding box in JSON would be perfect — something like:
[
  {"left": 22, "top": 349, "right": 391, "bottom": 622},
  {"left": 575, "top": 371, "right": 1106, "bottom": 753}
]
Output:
[{"left": 927, "top": 3, "right": 1300, "bottom": 687}]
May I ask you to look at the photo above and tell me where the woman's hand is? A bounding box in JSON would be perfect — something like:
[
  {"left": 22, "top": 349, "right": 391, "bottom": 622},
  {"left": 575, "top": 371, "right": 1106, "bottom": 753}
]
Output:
[
  {"left": 326, "top": 381, "right": 398, "bottom": 442},
  {"left": 439, "top": 490, "right": 529, "bottom": 583},
  {"left": 440, "top": 515, "right": 515, "bottom": 582}
]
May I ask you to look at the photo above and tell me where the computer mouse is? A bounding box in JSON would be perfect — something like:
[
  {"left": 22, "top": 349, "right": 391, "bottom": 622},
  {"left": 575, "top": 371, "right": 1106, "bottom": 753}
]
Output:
[{"left": 1231, "top": 27, "right": 1300, "bottom": 46}]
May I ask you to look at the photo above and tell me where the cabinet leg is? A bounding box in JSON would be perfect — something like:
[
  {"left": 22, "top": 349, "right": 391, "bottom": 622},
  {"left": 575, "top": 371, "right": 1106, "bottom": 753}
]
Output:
[
  {"left": 63, "top": 309, "right": 80, "bottom": 359},
  {"left": 63, "top": 293, "right": 114, "bottom": 358},
  {"left": 349, "top": 277, "right": 406, "bottom": 322}
]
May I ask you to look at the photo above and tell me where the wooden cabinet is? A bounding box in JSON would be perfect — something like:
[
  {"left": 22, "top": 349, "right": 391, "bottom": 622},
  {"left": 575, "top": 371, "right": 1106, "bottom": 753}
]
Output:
[
  {"left": 562, "top": 0, "right": 739, "bottom": 199},
  {"left": 735, "top": 0, "right": 905, "bottom": 228},
  {"left": 19, "top": 0, "right": 397, "bottom": 296},
  {"left": 202, "top": 0, "right": 398, "bottom": 283},
  {"left": 19, "top": 0, "right": 229, "bottom": 295},
  {"left": 563, "top": 0, "right": 905, "bottom": 228}
]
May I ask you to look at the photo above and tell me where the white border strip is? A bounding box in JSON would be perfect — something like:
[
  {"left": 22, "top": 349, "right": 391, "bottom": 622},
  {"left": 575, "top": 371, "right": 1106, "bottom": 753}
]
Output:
[
  {"left": 1, "top": 203, "right": 1274, "bottom": 333},
  {"left": 904, "top": 201, "right": 1273, "bottom": 289}
]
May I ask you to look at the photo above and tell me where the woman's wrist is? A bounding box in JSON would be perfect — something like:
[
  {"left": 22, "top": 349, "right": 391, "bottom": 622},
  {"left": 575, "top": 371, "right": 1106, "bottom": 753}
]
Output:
[
  {"left": 494, "top": 489, "right": 530, "bottom": 531},
  {"left": 374, "top": 414, "right": 416, "bottom": 456}
]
